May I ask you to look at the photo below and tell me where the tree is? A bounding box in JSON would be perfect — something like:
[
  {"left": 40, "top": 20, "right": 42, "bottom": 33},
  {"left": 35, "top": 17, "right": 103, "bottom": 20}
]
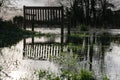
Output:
[
  {"left": 0, "top": 0, "right": 18, "bottom": 18},
  {"left": 96, "top": 0, "right": 114, "bottom": 25},
  {"left": 13, "top": 16, "right": 23, "bottom": 27},
  {"left": 84, "top": 0, "right": 90, "bottom": 24},
  {"left": 0, "top": 0, "right": 4, "bottom": 7},
  {"left": 57, "top": 0, "right": 116, "bottom": 27},
  {"left": 0, "top": 0, "right": 13, "bottom": 7},
  {"left": 57, "top": 0, "right": 85, "bottom": 26},
  {"left": 90, "top": 0, "right": 96, "bottom": 25}
]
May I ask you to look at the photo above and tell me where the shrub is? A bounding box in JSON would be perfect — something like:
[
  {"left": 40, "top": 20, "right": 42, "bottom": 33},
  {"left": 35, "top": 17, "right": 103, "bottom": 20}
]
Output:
[
  {"left": 79, "top": 24, "right": 89, "bottom": 31},
  {"left": 103, "top": 75, "right": 109, "bottom": 80},
  {"left": 80, "top": 69, "right": 95, "bottom": 80}
]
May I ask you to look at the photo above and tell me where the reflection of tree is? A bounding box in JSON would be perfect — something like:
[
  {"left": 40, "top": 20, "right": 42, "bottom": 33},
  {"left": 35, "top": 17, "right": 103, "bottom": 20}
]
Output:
[
  {"left": 70, "top": 32, "right": 120, "bottom": 73},
  {"left": 23, "top": 38, "right": 62, "bottom": 60},
  {"left": 90, "top": 33, "right": 120, "bottom": 78}
]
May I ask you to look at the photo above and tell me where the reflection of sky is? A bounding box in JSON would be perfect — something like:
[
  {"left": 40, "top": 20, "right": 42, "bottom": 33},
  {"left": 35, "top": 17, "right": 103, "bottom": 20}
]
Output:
[
  {"left": 92, "top": 43, "right": 120, "bottom": 80},
  {"left": 105, "top": 43, "right": 120, "bottom": 80}
]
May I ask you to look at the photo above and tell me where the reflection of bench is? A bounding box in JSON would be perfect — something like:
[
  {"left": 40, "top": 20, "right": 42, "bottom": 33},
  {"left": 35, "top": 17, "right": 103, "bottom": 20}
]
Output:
[
  {"left": 23, "top": 39, "right": 86, "bottom": 61},
  {"left": 23, "top": 43, "right": 63, "bottom": 60}
]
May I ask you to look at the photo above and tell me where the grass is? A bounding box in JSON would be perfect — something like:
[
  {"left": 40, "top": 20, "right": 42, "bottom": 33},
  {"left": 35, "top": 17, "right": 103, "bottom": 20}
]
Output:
[
  {"left": 78, "top": 24, "right": 89, "bottom": 31},
  {"left": 37, "top": 70, "right": 59, "bottom": 80},
  {"left": 80, "top": 70, "right": 95, "bottom": 80},
  {"left": 103, "top": 75, "right": 109, "bottom": 80},
  {"left": 49, "top": 50, "right": 96, "bottom": 80},
  {"left": 71, "top": 33, "right": 90, "bottom": 38},
  {"left": 0, "top": 66, "right": 3, "bottom": 71},
  {"left": 37, "top": 69, "right": 95, "bottom": 80}
]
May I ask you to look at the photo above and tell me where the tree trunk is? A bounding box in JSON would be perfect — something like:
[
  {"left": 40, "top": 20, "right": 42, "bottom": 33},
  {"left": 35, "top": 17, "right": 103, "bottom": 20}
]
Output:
[
  {"left": 91, "top": 0, "right": 96, "bottom": 26},
  {"left": 84, "top": 0, "right": 90, "bottom": 24}
]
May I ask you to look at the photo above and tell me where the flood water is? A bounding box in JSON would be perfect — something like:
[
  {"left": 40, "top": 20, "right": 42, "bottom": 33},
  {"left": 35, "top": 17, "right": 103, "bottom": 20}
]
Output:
[{"left": 1, "top": 28, "right": 120, "bottom": 80}]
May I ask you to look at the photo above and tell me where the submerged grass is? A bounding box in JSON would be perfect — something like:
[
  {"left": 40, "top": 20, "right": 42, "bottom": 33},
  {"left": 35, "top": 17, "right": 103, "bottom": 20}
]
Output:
[{"left": 70, "top": 31, "right": 120, "bottom": 46}]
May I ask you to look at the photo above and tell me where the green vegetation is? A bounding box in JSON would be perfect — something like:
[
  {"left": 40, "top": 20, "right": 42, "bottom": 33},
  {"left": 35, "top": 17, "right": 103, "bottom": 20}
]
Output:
[
  {"left": 37, "top": 69, "right": 95, "bottom": 80},
  {"left": 103, "top": 75, "right": 109, "bottom": 80},
  {"left": 0, "top": 18, "right": 59, "bottom": 47},
  {"left": 0, "top": 19, "right": 41, "bottom": 47},
  {"left": 36, "top": 48, "right": 110, "bottom": 80},
  {"left": 0, "top": 18, "right": 65, "bottom": 47},
  {"left": 49, "top": 51, "right": 95, "bottom": 80},
  {"left": 13, "top": 16, "right": 23, "bottom": 27},
  {"left": 79, "top": 24, "right": 89, "bottom": 31},
  {"left": 70, "top": 31, "right": 120, "bottom": 45},
  {"left": 37, "top": 51, "right": 99, "bottom": 80},
  {"left": 71, "top": 33, "right": 90, "bottom": 38},
  {"left": 59, "top": 0, "right": 119, "bottom": 28},
  {"left": 37, "top": 70, "right": 59, "bottom": 80},
  {"left": 60, "top": 69, "right": 95, "bottom": 80},
  {"left": 79, "top": 70, "right": 95, "bottom": 80},
  {"left": 0, "top": 66, "right": 3, "bottom": 71}
]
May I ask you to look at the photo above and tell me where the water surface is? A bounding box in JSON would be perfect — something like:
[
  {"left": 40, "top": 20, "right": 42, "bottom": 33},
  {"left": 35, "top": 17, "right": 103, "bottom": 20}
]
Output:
[{"left": 1, "top": 29, "right": 120, "bottom": 80}]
